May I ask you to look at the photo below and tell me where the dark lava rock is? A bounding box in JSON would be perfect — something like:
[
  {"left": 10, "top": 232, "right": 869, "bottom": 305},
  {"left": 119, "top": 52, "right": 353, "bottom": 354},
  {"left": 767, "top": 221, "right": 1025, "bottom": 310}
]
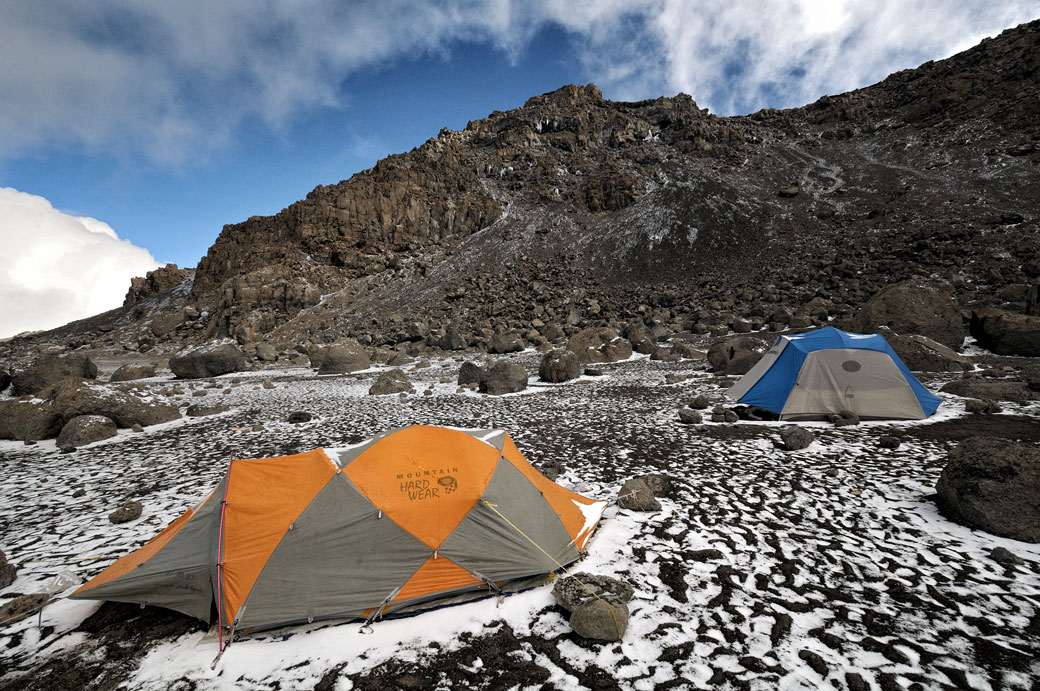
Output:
[
  {"left": 46, "top": 378, "right": 181, "bottom": 429},
  {"left": 109, "top": 501, "right": 143, "bottom": 524},
  {"left": 317, "top": 340, "right": 371, "bottom": 375},
  {"left": 170, "top": 342, "right": 248, "bottom": 379},
  {"left": 850, "top": 278, "right": 965, "bottom": 349},
  {"left": 457, "top": 361, "right": 485, "bottom": 386},
  {"left": 583, "top": 368, "right": 605, "bottom": 376},
  {"left": 707, "top": 335, "right": 769, "bottom": 375},
  {"left": 0, "top": 368, "right": 10, "bottom": 393},
  {"left": 936, "top": 437, "right": 1040, "bottom": 543},
  {"left": 965, "top": 398, "right": 1002, "bottom": 414},
  {"left": 11, "top": 353, "right": 98, "bottom": 396},
  {"left": 438, "top": 323, "right": 467, "bottom": 351},
  {"left": 990, "top": 547, "right": 1024, "bottom": 565},
  {"left": 678, "top": 408, "right": 702, "bottom": 424},
  {"left": 0, "top": 398, "right": 63, "bottom": 441},
  {"left": 617, "top": 476, "right": 662, "bottom": 511},
  {"left": 941, "top": 378, "right": 1031, "bottom": 402},
  {"left": 779, "top": 426, "right": 814, "bottom": 451},
  {"left": 569, "top": 599, "right": 629, "bottom": 641},
  {"left": 878, "top": 327, "right": 972, "bottom": 372},
  {"left": 567, "top": 327, "right": 632, "bottom": 364},
  {"left": 0, "top": 549, "right": 16, "bottom": 589},
  {"left": 970, "top": 308, "right": 1040, "bottom": 356},
  {"left": 539, "top": 349, "right": 580, "bottom": 383},
  {"left": 552, "top": 573, "right": 635, "bottom": 611},
  {"left": 56, "top": 415, "right": 118, "bottom": 448},
  {"left": 287, "top": 411, "right": 313, "bottom": 423},
  {"left": 479, "top": 361, "right": 528, "bottom": 395},
  {"left": 108, "top": 363, "right": 158, "bottom": 383},
  {"left": 186, "top": 404, "right": 230, "bottom": 417},
  {"left": 830, "top": 409, "right": 861, "bottom": 427},
  {"left": 488, "top": 331, "right": 523, "bottom": 354},
  {"left": 0, "top": 593, "right": 50, "bottom": 626},
  {"left": 369, "top": 369, "right": 414, "bottom": 395},
  {"left": 878, "top": 436, "right": 901, "bottom": 449}
]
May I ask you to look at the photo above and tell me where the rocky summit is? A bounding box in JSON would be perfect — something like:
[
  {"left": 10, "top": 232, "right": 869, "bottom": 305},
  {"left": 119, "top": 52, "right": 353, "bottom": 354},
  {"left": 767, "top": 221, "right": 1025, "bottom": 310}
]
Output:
[{"left": 1, "top": 20, "right": 1037, "bottom": 364}]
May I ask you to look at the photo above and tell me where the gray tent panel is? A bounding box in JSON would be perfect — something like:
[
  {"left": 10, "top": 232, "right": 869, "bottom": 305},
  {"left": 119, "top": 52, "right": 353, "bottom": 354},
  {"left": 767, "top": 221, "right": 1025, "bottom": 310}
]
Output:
[
  {"left": 781, "top": 348, "right": 925, "bottom": 420},
  {"left": 70, "top": 476, "right": 227, "bottom": 621},
  {"left": 439, "top": 458, "right": 579, "bottom": 583},
  {"left": 237, "top": 474, "right": 431, "bottom": 630}
]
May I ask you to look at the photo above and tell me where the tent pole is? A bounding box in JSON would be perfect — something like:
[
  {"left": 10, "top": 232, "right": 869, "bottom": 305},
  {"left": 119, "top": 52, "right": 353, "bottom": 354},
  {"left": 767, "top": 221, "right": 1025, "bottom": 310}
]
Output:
[{"left": 215, "top": 452, "right": 235, "bottom": 655}]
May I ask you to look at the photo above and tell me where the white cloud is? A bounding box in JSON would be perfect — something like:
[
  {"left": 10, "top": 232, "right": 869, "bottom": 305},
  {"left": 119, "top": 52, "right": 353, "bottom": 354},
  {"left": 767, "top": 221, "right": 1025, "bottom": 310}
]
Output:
[
  {"left": 0, "top": 1, "right": 1035, "bottom": 162},
  {"left": 0, "top": 187, "right": 161, "bottom": 338}
]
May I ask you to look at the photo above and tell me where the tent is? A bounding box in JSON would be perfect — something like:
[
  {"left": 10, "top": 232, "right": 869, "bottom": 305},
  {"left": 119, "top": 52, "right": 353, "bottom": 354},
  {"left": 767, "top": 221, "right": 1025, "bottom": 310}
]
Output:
[
  {"left": 71, "top": 425, "right": 607, "bottom": 637},
  {"left": 726, "top": 326, "right": 941, "bottom": 420}
]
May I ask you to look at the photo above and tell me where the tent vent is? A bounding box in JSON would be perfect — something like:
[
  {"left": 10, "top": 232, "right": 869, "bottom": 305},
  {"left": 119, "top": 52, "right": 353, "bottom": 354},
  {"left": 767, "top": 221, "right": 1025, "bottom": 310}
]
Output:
[{"left": 842, "top": 359, "right": 862, "bottom": 372}]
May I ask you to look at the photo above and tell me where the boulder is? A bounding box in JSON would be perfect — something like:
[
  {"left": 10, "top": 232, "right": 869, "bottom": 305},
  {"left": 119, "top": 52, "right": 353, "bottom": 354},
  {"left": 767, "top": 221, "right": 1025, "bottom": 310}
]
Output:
[
  {"left": 12, "top": 353, "right": 98, "bottom": 396},
  {"left": 480, "top": 361, "right": 528, "bottom": 395},
  {"left": 569, "top": 600, "right": 629, "bottom": 641},
  {"left": 150, "top": 310, "right": 185, "bottom": 337},
  {"left": 567, "top": 328, "right": 631, "bottom": 364},
  {"left": 678, "top": 408, "right": 702, "bottom": 424},
  {"left": 46, "top": 379, "right": 181, "bottom": 428},
  {"left": 969, "top": 309, "right": 1040, "bottom": 357},
  {"left": 779, "top": 426, "right": 814, "bottom": 451},
  {"left": 255, "top": 343, "right": 278, "bottom": 361},
  {"left": 287, "top": 411, "right": 313, "bottom": 423},
  {"left": 488, "top": 332, "right": 523, "bottom": 354},
  {"left": 108, "top": 364, "right": 158, "bottom": 382},
  {"left": 56, "top": 415, "right": 118, "bottom": 448},
  {"left": 617, "top": 476, "right": 661, "bottom": 511},
  {"left": 317, "top": 340, "right": 371, "bottom": 374},
  {"left": 879, "top": 436, "right": 901, "bottom": 450},
  {"left": 936, "top": 437, "right": 1040, "bottom": 543},
  {"left": 0, "top": 398, "right": 63, "bottom": 441},
  {"left": 539, "top": 349, "right": 580, "bottom": 383},
  {"left": 552, "top": 573, "right": 635, "bottom": 612},
  {"left": 877, "top": 328, "right": 972, "bottom": 372},
  {"left": 0, "top": 593, "right": 50, "bottom": 626},
  {"left": 369, "top": 369, "right": 414, "bottom": 395},
  {"left": 170, "top": 342, "right": 248, "bottom": 379},
  {"left": 110, "top": 501, "right": 143, "bottom": 524},
  {"left": 965, "top": 399, "right": 1002, "bottom": 414},
  {"left": 941, "top": 379, "right": 1031, "bottom": 403},
  {"left": 707, "top": 336, "right": 769, "bottom": 374},
  {"left": 438, "top": 324, "right": 467, "bottom": 350},
  {"left": 0, "top": 549, "right": 16, "bottom": 589},
  {"left": 0, "top": 368, "right": 10, "bottom": 393},
  {"left": 186, "top": 404, "right": 230, "bottom": 417},
  {"left": 457, "top": 361, "right": 485, "bottom": 387},
  {"left": 990, "top": 547, "right": 1024, "bottom": 565},
  {"left": 688, "top": 394, "right": 711, "bottom": 410},
  {"left": 849, "top": 278, "right": 965, "bottom": 349}
]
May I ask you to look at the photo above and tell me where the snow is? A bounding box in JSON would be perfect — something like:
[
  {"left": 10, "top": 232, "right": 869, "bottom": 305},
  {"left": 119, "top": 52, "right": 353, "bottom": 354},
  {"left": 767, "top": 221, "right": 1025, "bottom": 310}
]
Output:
[{"left": 1, "top": 353, "right": 1038, "bottom": 689}]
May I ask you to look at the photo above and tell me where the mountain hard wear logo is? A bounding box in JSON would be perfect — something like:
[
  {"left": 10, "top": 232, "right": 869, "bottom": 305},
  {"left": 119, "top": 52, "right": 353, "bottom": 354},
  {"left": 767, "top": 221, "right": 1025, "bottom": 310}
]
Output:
[{"left": 397, "top": 466, "right": 459, "bottom": 501}]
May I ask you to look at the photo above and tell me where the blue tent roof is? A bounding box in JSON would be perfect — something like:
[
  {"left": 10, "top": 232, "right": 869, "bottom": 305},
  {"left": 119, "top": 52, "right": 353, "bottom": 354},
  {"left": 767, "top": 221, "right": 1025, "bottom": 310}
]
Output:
[{"left": 734, "top": 327, "right": 941, "bottom": 417}]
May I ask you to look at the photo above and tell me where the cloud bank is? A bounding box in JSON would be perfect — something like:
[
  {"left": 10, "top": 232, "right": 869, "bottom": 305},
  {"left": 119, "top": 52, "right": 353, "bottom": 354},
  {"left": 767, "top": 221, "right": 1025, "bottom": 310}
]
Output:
[
  {"left": 1, "top": 1, "right": 1035, "bottom": 164},
  {"left": 0, "top": 187, "right": 160, "bottom": 339}
]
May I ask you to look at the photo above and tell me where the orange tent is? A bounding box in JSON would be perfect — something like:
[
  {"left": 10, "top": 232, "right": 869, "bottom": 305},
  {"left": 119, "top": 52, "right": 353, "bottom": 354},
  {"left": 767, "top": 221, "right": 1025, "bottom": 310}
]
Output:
[{"left": 71, "top": 425, "right": 606, "bottom": 637}]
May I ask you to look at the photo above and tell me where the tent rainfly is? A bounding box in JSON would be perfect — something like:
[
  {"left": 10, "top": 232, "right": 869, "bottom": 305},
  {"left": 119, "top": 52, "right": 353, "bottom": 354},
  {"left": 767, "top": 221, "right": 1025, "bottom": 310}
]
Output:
[
  {"left": 71, "top": 425, "right": 607, "bottom": 638},
  {"left": 726, "top": 326, "right": 942, "bottom": 420}
]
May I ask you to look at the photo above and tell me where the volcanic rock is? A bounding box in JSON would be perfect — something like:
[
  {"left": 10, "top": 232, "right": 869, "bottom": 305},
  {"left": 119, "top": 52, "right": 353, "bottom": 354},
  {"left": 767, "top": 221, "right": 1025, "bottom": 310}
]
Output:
[
  {"left": 12, "top": 353, "right": 98, "bottom": 396},
  {"left": 479, "top": 361, "right": 528, "bottom": 395},
  {"left": 55, "top": 415, "right": 118, "bottom": 448},
  {"left": 0, "top": 398, "right": 63, "bottom": 441},
  {"left": 552, "top": 573, "right": 635, "bottom": 612},
  {"left": 45, "top": 379, "right": 181, "bottom": 428},
  {"left": 317, "top": 340, "right": 371, "bottom": 374},
  {"left": 617, "top": 476, "right": 662, "bottom": 511},
  {"left": 707, "top": 336, "right": 769, "bottom": 374},
  {"left": 170, "top": 341, "right": 248, "bottom": 379},
  {"left": 0, "top": 550, "right": 16, "bottom": 589},
  {"left": 878, "top": 328, "right": 972, "bottom": 372},
  {"left": 457, "top": 361, "right": 485, "bottom": 387},
  {"left": 539, "top": 349, "right": 580, "bottom": 383},
  {"left": 936, "top": 437, "right": 1040, "bottom": 542},
  {"left": 186, "top": 404, "right": 230, "bottom": 417},
  {"left": 678, "top": 408, "right": 702, "bottom": 424},
  {"left": 567, "top": 328, "right": 632, "bottom": 364},
  {"left": 779, "top": 426, "right": 814, "bottom": 451},
  {"left": 109, "top": 501, "right": 143, "bottom": 524},
  {"left": 941, "top": 378, "right": 1031, "bottom": 402},
  {"left": 969, "top": 308, "right": 1040, "bottom": 356},
  {"left": 489, "top": 331, "right": 523, "bottom": 354},
  {"left": 849, "top": 279, "right": 965, "bottom": 349},
  {"left": 369, "top": 369, "right": 414, "bottom": 395},
  {"left": 109, "top": 364, "right": 158, "bottom": 382}
]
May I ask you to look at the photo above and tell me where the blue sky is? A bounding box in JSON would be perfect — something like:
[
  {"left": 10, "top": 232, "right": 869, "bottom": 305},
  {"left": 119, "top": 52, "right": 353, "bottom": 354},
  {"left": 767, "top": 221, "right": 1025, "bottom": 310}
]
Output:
[{"left": 1, "top": 1, "right": 1037, "bottom": 337}]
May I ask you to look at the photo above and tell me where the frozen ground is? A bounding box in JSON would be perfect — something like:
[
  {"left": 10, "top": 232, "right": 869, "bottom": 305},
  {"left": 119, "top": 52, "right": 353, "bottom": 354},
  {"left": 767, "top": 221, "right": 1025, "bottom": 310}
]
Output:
[{"left": 1, "top": 353, "right": 1039, "bottom": 690}]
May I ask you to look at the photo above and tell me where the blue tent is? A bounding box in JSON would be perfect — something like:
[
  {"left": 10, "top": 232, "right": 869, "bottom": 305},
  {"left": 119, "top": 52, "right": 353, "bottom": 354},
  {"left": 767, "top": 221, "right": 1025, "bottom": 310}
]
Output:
[{"left": 726, "top": 327, "right": 941, "bottom": 420}]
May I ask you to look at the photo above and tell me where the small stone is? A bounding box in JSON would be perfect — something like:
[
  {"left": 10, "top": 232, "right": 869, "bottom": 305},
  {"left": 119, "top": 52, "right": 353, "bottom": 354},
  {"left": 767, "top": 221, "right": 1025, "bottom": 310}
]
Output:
[
  {"left": 779, "top": 426, "right": 814, "bottom": 451},
  {"left": 262, "top": 378, "right": 275, "bottom": 389},
  {"left": 689, "top": 394, "right": 710, "bottom": 410},
  {"left": 878, "top": 436, "right": 900, "bottom": 449},
  {"left": 287, "top": 411, "right": 312, "bottom": 424},
  {"left": 990, "top": 547, "right": 1024, "bottom": 565},
  {"left": 678, "top": 408, "right": 702, "bottom": 424},
  {"left": 131, "top": 423, "right": 144, "bottom": 433},
  {"left": 110, "top": 500, "right": 143, "bottom": 524}
]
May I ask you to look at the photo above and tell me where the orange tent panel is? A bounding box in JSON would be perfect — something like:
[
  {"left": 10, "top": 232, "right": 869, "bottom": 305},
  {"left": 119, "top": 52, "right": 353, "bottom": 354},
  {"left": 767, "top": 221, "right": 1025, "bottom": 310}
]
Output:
[
  {"left": 345, "top": 426, "right": 499, "bottom": 549},
  {"left": 392, "top": 555, "right": 481, "bottom": 603},
  {"left": 221, "top": 449, "right": 338, "bottom": 620}
]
